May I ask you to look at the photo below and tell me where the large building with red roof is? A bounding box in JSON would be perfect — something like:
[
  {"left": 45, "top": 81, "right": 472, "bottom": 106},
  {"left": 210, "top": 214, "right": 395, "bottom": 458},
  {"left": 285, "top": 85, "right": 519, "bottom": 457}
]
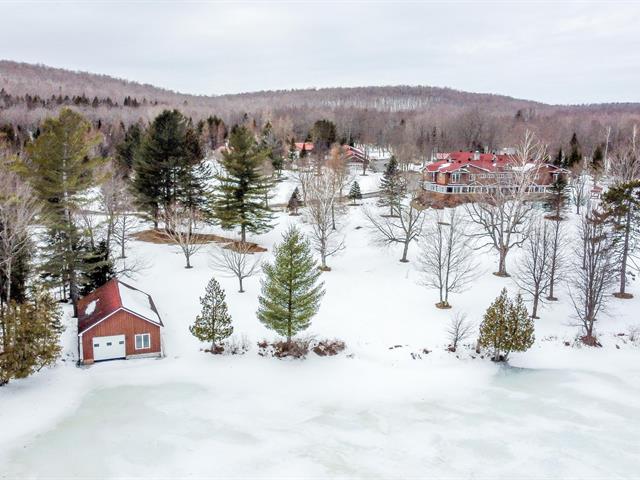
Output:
[
  {"left": 423, "top": 151, "right": 567, "bottom": 195},
  {"left": 77, "top": 278, "right": 163, "bottom": 364}
]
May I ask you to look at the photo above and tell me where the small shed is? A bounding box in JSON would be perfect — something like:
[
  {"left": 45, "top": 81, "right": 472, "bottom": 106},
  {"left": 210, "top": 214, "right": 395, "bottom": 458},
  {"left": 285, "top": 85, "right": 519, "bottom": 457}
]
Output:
[{"left": 77, "top": 278, "right": 163, "bottom": 364}]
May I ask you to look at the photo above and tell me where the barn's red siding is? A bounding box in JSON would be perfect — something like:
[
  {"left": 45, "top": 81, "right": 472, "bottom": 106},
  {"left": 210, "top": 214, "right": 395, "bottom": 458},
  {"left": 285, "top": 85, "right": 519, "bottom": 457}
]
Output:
[{"left": 81, "top": 310, "right": 161, "bottom": 362}]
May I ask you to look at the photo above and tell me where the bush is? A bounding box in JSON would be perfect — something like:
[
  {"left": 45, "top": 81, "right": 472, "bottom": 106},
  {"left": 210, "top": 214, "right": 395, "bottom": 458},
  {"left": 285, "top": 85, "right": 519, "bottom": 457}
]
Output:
[
  {"left": 478, "top": 288, "right": 535, "bottom": 362},
  {"left": 312, "top": 339, "right": 346, "bottom": 356},
  {"left": 257, "top": 338, "right": 310, "bottom": 358}
]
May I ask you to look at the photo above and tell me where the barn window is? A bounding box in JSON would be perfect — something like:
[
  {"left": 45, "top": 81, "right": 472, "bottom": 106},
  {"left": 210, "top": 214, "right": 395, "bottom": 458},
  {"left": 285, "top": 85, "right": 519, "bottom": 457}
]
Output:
[{"left": 135, "top": 333, "right": 151, "bottom": 350}]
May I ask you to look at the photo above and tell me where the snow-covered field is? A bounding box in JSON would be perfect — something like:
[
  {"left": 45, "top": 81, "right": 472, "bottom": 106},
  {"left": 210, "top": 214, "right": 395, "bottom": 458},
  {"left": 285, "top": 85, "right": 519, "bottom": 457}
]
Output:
[{"left": 1, "top": 171, "right": 640, "bottom": 479}]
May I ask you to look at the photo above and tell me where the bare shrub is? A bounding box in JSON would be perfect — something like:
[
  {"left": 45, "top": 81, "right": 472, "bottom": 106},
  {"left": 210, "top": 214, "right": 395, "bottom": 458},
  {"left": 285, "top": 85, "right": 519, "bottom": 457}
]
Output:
[
  {"left": 225, "top": 334, "right": 251, "bottom": 355},
  {"left": 446, "top": 312, "right": 474, "bottom": 352},
  {"left": 312, "top": 339, "right": 346, "bottom": 356},
  {"left": 257, "top": 338, "right": 311, "bottom": 358}
]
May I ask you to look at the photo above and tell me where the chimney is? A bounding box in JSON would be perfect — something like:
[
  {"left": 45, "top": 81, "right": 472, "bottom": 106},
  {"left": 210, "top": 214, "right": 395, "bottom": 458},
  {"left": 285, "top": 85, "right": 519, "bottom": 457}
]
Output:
[{"left": 473, "top": 150, "right": 480, "bottom": 161}]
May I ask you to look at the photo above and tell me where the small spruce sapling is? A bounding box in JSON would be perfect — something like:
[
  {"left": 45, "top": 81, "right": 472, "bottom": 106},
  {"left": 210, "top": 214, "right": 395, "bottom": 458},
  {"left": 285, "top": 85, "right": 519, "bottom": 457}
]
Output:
[
  {"left": 348, "top": 181, "right": 362, "bottom": 205},
  {"left": 189, "top": 277, "right": 233, "bottom": 352},
  {"left": 257, "top": 226, "right": 325, "bottom": 344},
  {"left": 287, "top": 187, "right": 301, "bottom": 215}
]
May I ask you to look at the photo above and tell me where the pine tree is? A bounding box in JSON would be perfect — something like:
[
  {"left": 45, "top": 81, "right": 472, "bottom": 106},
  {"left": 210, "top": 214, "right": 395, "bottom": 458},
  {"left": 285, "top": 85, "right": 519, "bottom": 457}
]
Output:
[
  {"left": 565, "top": 133, "right": 582, "bottom": 168},
  {"left": 80, "top": 240, "right": 115, "bottom": 296},
  {"left": 132, "top": 110, "right": 207, "bottom": 227},
  {"left": 287, "top": 187, "right": 301, "bottom": 215},
  {"left": 0, "top": 289, "right": 62, "bottom": 386},
  {"left": 348, "top": 181, "right": 362, "bottom": 205},
  {"left": 116, "top": 123, "right": 142, "bottom": 174},
  {"left": 212, "top": 125, "right": 274, "bottom": 242},
  {"left": 378, "top": 156, "right": 406, "bottom": 215},
  {"left": 544, "top": 177, "right": 569, "bottom": 220},
  {"left": 311, "top": 119, "right": 337, "bottom": 157},
  {"left": 189, "top": 277, "right": 233, "bottom": 352},
  {"left": 591, "top": 144, "right": 604, "bottom": 173},
  {"left": 21, "top": 108, "right": 103, "bottom": 316},
  {"left": 257, "top": 226, "right": 325, "bottom": 343},
  {"left": 553, "top": 147, "right": 564, "bottom": 167},
  {"left": 478, "top": 288, "right": 535, "bottom": 362},
  {"left": 260, "top": 121, "right": 284, "bottom": 178},
  {"left": 602, "top": 180, "right": 640, "bottom": 298}
]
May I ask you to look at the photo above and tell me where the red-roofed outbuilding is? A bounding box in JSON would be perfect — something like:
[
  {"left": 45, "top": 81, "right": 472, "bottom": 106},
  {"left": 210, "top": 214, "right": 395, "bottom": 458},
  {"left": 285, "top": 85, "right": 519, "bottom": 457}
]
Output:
[{"left": 77, "top": 278, "right": 163, "bottom": 364}]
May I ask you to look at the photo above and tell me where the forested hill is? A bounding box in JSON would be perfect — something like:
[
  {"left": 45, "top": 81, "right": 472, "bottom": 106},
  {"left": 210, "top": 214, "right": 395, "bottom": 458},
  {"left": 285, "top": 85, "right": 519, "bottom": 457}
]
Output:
[{"left": 2, "top": 59, "right": 640, "bottom": 155}]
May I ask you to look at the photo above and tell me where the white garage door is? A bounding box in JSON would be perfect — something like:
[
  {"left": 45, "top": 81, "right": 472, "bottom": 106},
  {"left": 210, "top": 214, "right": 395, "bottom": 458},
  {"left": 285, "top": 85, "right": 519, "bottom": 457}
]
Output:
[{"left": 92, "top": 334, "right": 126, "bottom": 361}]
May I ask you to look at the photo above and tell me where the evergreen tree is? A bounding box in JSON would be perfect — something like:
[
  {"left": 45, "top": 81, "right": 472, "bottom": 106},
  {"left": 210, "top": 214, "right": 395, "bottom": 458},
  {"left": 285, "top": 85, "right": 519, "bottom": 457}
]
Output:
[
  {"left": 287, "top": 187, "right": 301, "bottom": 215},
  {"left": 260, "top": 121, "right": 284, "bottom": 178},
  {"left": 565, "top": 133, "right": 582, "bottom": 168},
  {"left": 591, "top": 144, "right": 604, "bottom": 173},
  {"left": 378, "top": 156, "right": 406, "bottom": 215},
  {"left": 212, "top": 125, "right": 274, "bottom": 242},
  {"left": 189, "top": 277, "right": 233, "bottom": 351},
  {"left": 602, "top": 180, "right": 640, "bottom": 298},
  {"left": 311, "top": 119, "right": 337, "bottom": 158},
  {"left": 544, "top": 177, "right": 569, "bottom": 220},
  {"left": 478, "top": 288, "right": 535, "bottom": 362},
  {"left": 348, "top": 181, "right": 362, "bottom": 205},
  {"left": 257, "top": 226, "right": 325, "bottom": 343},
  {"left": 553, "top": 147, "right": 564, "bottom": 167},
  {"left": 0, "top": 289, "right": 62, "bottom": 386},
  {"left": 287, "top": 138, "right": 298, "bottom": 167},
  {"left": 116, "top": 123, "right": 142, "bottom": 174},
  {"left": 80, "top": 240, "right": 115, "bottom": 295},
  {"left": 22, "top": 108, "right": 103, "bottom": 315},
  {"left": 132, "top": 110, "right": 207, "bottom": 227}
]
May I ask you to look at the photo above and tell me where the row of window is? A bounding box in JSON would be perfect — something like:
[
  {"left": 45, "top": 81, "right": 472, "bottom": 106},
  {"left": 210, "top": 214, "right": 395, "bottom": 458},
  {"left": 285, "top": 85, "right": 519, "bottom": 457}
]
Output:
[
  {"left": 424, "top": 183, "right": 550, "bottom": 195},
  {"left": 92, "top": 334, "right": 151, "bottom": 350}
]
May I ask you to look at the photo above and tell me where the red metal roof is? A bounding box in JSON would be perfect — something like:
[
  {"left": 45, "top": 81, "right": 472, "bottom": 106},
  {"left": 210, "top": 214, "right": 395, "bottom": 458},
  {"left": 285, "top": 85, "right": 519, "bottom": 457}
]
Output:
[
  {"left": 425, "top": 152, "right": 515, "bottom": 174},
  {"left": 77, "top": 278, "right": 162, "bottom": 334},
  {"left": 295, "top": 142, "right": 314, "bottom": 151}
]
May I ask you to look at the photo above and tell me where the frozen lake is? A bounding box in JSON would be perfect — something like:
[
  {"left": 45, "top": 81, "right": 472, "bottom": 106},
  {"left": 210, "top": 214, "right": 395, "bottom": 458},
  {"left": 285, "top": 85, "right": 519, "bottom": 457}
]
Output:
[{"left": 3, "top": 362, "right": 640, "bottom": 479}]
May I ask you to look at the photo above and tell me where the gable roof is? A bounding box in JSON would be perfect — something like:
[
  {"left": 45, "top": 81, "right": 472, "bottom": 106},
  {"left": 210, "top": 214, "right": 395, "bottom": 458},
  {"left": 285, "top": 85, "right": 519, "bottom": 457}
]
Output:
[
  {"left": 424, "top": 151, "right": 569, "bottom": 175},
  {"left": 77, "top": 278, "right": 163, "bottom": 334},
  {"left": 295, "top": 142, "right": 314, "bottom": 152}
]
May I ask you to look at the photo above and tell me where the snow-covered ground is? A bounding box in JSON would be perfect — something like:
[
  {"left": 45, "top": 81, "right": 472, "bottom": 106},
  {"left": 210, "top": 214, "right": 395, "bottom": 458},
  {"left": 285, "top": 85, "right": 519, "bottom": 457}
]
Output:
[{"left": 1, "top": 185, "right": 640, "bottom": 479}]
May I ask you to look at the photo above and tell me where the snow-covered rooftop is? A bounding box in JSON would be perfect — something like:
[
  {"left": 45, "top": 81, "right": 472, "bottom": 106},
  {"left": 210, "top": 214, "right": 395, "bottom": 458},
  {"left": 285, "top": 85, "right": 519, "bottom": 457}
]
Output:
[{"left": 117, "top": 281, "right": 162, "bottom": 325}]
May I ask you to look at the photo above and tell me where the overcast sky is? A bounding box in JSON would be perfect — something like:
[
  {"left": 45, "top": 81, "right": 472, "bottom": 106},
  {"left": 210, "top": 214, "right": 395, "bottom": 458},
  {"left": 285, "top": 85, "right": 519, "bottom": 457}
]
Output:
[{"left": 1, "top": 0, "right": 639, "bottom": 104}]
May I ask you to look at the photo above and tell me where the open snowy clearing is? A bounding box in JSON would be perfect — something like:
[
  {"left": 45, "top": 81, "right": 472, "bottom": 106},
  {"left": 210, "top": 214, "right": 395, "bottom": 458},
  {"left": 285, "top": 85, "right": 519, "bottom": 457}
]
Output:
[{"left": 2, "top": 179, "right": 640, "bottom": 479}]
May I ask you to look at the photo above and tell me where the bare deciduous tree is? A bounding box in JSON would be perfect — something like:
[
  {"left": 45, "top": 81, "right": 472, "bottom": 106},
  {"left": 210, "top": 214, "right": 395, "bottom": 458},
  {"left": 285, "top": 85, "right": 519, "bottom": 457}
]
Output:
[
  {"left": 210, "top": 241, "right": 261, "bottom": 293},
  {"left": 99, "top": 161, "right": 136, "bottom": 259},
  {"left": 546, "top": 217, "right": 568, "bottom": 301},
  {"left": 0, "top": 161, "right": 40, "bottom": 309},
  {"left": 304, "top": 170, "right": 345, "bottom": 270},
  {"left": 163, "top": 203, "right": 204, "bottom": 269},
  {"left": 446, "top": 312, "right": 474, "bottom": 352},
  {"left": 465, "top": 130, "right": 544, "bottom": 276},
  {"left": 570, "top": 167, "right": 589, "bottom": 215},
  {"left": 515, "top": 217, "right": 553, "bottom": 318},
  {"left": 365, "top": 194, "right": 425, "bottom": 263},
  {"left": 569, "top": 209, "right": 617, "bottom": 345},
  {"left": 610, "top": 125, "right": 640, "bottom": 183},
  {"left": 418, "top": 208, "right": 479, "bottom": 308}
]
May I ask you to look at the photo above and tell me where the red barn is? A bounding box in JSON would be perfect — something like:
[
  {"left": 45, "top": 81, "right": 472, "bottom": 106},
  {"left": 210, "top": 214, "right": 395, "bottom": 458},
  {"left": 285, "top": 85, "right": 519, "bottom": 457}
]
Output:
[{"left": 77, "top": 278, "right": 164, "bottom": 364}]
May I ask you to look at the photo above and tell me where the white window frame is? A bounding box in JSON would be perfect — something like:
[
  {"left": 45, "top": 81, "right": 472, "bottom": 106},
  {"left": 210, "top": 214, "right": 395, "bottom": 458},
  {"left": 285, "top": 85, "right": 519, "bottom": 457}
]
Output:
[{"left": 135, "top": 333, "right": 151, "bottom": 350}]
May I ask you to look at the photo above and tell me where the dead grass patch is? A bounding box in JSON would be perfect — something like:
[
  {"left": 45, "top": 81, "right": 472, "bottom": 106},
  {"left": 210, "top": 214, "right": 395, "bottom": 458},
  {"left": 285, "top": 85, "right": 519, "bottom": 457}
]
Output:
[{"left": 132, "top": 229, "right": 266, "bottom": 252}]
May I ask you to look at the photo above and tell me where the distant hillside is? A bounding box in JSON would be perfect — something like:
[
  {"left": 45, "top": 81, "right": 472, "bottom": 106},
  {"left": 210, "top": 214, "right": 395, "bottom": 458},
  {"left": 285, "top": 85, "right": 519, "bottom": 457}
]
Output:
[{"left": 2, "top": 60, "right": 640, "bottom": 155}]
